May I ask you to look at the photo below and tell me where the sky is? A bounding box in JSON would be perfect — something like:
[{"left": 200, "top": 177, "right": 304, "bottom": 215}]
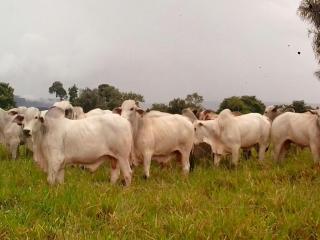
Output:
[{"left": 0, "top": 0, "right": 319, "bottom": 104}]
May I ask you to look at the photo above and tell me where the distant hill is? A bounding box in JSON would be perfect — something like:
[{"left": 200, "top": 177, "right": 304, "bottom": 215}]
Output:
[{"left": 14, "top": 96, "right": 56, "bottom": 110}]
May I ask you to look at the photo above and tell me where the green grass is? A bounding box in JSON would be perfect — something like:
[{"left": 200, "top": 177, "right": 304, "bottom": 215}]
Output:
[{"left": 1, "top": 147, "right": 320, "bottom": 239}]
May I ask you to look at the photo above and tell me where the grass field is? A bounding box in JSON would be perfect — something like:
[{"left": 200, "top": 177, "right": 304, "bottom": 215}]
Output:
[{"left": 1, "top": 147, "right": 320, "bottom": 239}]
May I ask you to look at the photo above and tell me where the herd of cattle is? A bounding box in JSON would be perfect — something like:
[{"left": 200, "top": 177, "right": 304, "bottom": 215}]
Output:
[{"left": 0, "top": 100, "right": 319, "bottom": 186}]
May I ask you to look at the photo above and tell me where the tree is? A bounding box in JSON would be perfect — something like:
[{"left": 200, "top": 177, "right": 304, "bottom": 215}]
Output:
[
  {"left": 218, "top": 96, "right": 265, "bottom": 114},
  {"left": 218, "top": 96, "right": 249, "bottom": 113},
  {"left": 241, "top": 96, "right": 265, "bottom": 114},
  {"left": 298, "top": 1, "right": 320, "bottom": 78},
  {"left": 185, "top": 92, "right": 203, "bottom": 109},
  {"left": 168, "top": 98, "right": 188, "bottom": 114},
  {"left": 121, "top": 92, "right": 144, "bottom": 103},
  {"left": 49, "top": 81, "right": 67, "bottom": 100},
  {"left": 290, "top": 100, "right": 312, "bottom": 113},
  {"left": 150, "top": 103, "right": 169, "bottom": 112},
  {"left": 0, "top": 82, "right": 15, "bottom": 109},
  {"left": 68, "top": 84, "right": 79, "bottom": 105},
  {"left": 76, "top": 88, "right": 100, "bottom": 112},
  {"left": 97, "top": 84, "right": 122, "bottom": 110}
]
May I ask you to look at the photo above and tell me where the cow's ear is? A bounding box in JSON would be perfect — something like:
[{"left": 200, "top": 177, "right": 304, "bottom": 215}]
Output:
[
  {"left": 271, "top": 107, "right": 278, "bottom": 112},
  {"left": 113, "top": 107, "right": 122, "bottom": 115},
  {"left": 198, "top": 122, "right": 204, "bottom": 127},
  {"left": 13, "top": 114, "right": 24, "bottom": 125},
  {"left": 309, "top": 110, "right": 318, "bottom": 115},
  {"left": 136, "top": 107, "right": 144, "bottom": 116},
  {"left": 8, "top": 110, "right": 18, "bottom": 116}
]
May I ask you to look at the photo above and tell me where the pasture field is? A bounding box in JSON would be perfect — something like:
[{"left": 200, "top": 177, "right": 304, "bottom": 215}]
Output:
[{"left": 1, "top": 147, "right": 320, "bottom": 239}]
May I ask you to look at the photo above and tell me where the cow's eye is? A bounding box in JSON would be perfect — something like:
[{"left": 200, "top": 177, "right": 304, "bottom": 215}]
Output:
[
  {"left": 194, "top": 127, "right": 196, "bottom": 131},
  {"left": 35, "top": 116, "right": 38, "bottom": 119},
  {"left": 130, "top": 107, "right": 134, "bottom": 111}
]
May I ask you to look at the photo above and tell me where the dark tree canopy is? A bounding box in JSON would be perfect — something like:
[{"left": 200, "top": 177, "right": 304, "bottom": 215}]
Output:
[
  {"left": 298, "top": 1, "right": 320, "bottom": 77},
  {"left": 68, "top": 84, "right": 79, "bottom": 105},
  {"left": 76, "top": 88, "right": 100, "bottom": 112},
  {"left": 290, "top": 100, "right": 312, "bottom": 113},
  {"left": 218, "top": 96, "right": 265, "bottom": 114},
  {"left": 150, "top": 103, "right": 170, "bottom": 112},
  {"left": 121, "top": 92, "right": 144, "bottom": 103},
  {"left": 74, "top": 83, "right": 144, "bottom": 112},
  {"left": 0, "top": 82, "right": 15, "bottom": 110},
  {"left": 185, "top": 92, "right": 204, "bottom": 109},
  {"left": 49, "top": 81, "right": 67, "bottom": 100}
]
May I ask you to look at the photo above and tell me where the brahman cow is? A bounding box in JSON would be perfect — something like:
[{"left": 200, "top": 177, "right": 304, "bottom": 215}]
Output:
[
  {"left": 13, "top": 107, "right": 133, "bottom": 186},
  {"left": 193, "top": 109, "right": 271, "bottom": 166},
  {"left": 271, "top": 110, "right": 320, "bottom": 163},
  {"left": 0, "top": 107, "right": 28, "bottom": 159},
  {"left": 114, "top": 100, "right": 194, "bottom": 179}
]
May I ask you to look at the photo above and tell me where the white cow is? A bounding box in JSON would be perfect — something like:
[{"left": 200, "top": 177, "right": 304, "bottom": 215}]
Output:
[
  {"left": 114, "top": 100, "right": 194, "bottom": 178},
  {"left": 13, "top": 107, "right": 133, "bottom": 186},
  {"left": 73, "top": 106, "right": 86, "bottom": 119},
  {"left": 193, "top": 109, "right": 271, "bottom": 166},
  {"left": 53, "top": 101, "right": 74, "bottom": 119},
  {"left": 271, "top": 111, "right": 320, "bottom": 163},
  {"left": 0, "top": 107, "right": 28, "bottom": 159},
  {"left": 264, "top": 105, "right": 295, "bottom": 121},
  {"left": 85, "top": 108, "right": 112, "bottom": 118}
]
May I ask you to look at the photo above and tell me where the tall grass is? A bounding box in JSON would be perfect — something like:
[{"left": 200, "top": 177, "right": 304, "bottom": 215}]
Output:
[{"left": 1, "top": 146, "right": 320, "bottom": 239}]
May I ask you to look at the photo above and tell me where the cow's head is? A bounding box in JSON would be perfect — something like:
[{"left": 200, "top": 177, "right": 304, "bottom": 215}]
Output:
[
  {"left": 114, "top": 100, "right": 144, "bottom": 122},
  {"left": 309, "top": 109, "right": 320, "bottom": 127},
  {"left": 13, "top": 107, "right": 42, "bottom": 137}
]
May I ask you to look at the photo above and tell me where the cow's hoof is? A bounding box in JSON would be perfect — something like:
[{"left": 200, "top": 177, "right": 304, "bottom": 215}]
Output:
[
  {"left": 121, "top": 179, "right": 126, "bottom": 186},
  {"left": 143, "top": 175, "right": 148, "bottom": 180}
]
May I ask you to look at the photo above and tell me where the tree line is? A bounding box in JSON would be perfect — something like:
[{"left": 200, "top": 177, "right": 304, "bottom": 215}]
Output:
[{"left": 0, "top": 81, "right": 314, "bottom": 114}]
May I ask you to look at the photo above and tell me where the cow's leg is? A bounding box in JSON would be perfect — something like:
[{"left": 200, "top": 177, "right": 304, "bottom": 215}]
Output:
[
  {"left": 180, "top": 151, "right": 190, "bottom": 175},
  {"left": 117, "top": 157, "right": 132, "bottom": 186},
  {"left": 47, "top": 155, "right": 63, "bottom": 185},
  {"left": 279, "top": 142, "right": 290, "bottom": 162},
  {"left": 56, "top": 168, "right": 65, "bottom": 184},
  {"left": 10, "top": 142, "right": 19, "bottom": 160},
  {"left": 273, "top": 141, "right": 284, "bottom": 163},
  {"left": 214, "top": 154, "right": 221, "bottom": 166},
  {"left": 258, "top": 144, "right": 267, "bottom": 162},
  {"left": 110, "top": 158, "right": 120, "bottom": 184},
  {"left": 310, "top": 143, "right": 320, "bottom": 164},
  {"left": 231, "top": 147, "right": 240, "bottom": 166},
  {"left": 142, "top": 151, "right": 152, "bottom": 179}
]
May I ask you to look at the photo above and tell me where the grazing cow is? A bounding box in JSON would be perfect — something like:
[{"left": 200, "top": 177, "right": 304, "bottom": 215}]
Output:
[
  {"left": 271, "top": 111, "right": 320, "bottom": 164},
  {"left": 53, "top": 101, "right": 74, "bottom": 119},
  {"left": 264, "top": 105, "right": 295, "bottom": 121},
  {"left": 114, "top": 100, "right": 194, "bottom": 178},
  {"left": 0, "top": 107, "right": 28, "bottom": 159},
  {"left": 193, "top": 109, "right": 271, "bottom": 166},
  {"left": 13, "top": 107, "right": 133, "bottom": 186}
]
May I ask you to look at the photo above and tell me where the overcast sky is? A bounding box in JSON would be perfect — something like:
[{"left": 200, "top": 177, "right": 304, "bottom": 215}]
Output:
[{"left": 0, "top": 0, "right": 319, "bottom": 104}]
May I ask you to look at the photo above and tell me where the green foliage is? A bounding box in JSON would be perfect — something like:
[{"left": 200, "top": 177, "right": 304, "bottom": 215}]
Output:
[
  {"left": 168, "top": 98, "right": 188, "bottom": 114},
  {"left": 1, "top": 146, "right": 320, "bottom": 239},
  {"left": 185, "top": 92, "right": 203, "bottom": 109},
  {"left": 150, "top": 103, "right": 170, "bottom": 112},
  {"left": 218, "top": 96, "right": 265, "bottom": 114},
  {"left": 151, "top": 93, "right": 204, "bottom": 114},
  {"left": 121, "top": 92, "right": 144, "bottom": 103},
  {"left": 76, "top": 88, "right": 100, "bottom": 112},
  {"left": 75, "top": 84, "right": 144, "bottom": 112},
  {"left": 0, "top": 82, "right": 15, "bottom": 110},
  {"left": 68, "top": 84, "right": 79, "bottom": 105},
  {"left": 298, "top": 1, "right": 320, "bottom": 76},
  {"left": 290, "top": 100, "right": 312, "bottom": 113},
  {"left": 48, "top": 81, "right": 67, "bottom": 100}
]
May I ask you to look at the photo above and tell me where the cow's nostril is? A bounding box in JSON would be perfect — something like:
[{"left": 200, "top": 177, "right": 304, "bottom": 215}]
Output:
[{"left": 23, "top": 129, "right": 31, "bottom": 136}]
